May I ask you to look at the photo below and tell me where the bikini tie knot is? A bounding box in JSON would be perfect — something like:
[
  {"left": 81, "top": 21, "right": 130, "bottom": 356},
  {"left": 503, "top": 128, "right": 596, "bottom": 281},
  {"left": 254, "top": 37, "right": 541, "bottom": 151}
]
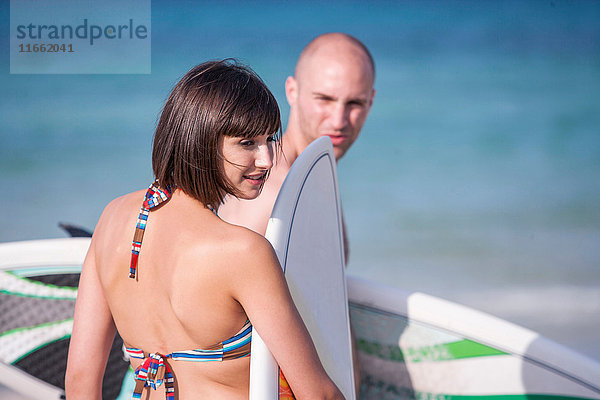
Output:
[{"left": 132, "top": 353, "right": 175, "bottom": 399}]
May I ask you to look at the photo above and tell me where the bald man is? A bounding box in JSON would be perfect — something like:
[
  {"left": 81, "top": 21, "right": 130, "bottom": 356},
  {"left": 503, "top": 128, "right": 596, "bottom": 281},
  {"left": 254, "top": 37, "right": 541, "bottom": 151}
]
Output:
[{"left": 219, "top": 33, "right": 376, "bottom": 237}]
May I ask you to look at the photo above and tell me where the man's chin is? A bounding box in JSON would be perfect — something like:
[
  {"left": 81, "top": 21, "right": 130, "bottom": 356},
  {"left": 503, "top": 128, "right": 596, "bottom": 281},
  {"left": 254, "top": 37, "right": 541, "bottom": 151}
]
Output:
[{"left": 332, "top": 146, "right": 348, "bottom": 160}]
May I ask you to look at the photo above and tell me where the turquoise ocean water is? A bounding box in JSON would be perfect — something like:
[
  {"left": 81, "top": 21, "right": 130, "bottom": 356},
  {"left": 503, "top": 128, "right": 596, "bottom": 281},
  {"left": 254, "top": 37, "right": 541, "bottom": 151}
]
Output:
[{"left": 1, "top": 0, "right": 599, "bottom": 363}]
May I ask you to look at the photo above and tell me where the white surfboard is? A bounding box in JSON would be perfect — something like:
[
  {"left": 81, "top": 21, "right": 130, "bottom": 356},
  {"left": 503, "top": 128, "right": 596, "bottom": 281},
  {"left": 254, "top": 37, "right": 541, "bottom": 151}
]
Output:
[
  {"left": 348, "top": 275, "right": 600, "bottom": 400},
  {"left": 249, "top": 136, "right": 356, "bottom": 399}
]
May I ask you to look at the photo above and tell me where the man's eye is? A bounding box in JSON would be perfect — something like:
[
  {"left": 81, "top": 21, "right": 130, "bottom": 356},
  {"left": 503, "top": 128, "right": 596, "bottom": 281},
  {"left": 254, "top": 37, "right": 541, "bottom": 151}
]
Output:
[{"left": 349, "top": 100, "right": 365, "bottom": 107}]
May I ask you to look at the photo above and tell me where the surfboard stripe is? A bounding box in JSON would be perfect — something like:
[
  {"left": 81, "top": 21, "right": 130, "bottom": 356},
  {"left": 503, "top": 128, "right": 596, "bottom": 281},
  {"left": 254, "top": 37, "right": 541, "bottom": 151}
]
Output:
[
  {"left": 405, "top": 339, "right": 508, "bottom": 362},
  {"left": 0, "top": 319, "right": 73, "bottom": 364},
  {"left": 8, "top": 266, "right": 82, "bottom": 277},
  {"left": 357, "top": 337, "right": 507, "bottom": 364},
  {"left": 0, "top": 271, "right": 77, "bottom": 300}
]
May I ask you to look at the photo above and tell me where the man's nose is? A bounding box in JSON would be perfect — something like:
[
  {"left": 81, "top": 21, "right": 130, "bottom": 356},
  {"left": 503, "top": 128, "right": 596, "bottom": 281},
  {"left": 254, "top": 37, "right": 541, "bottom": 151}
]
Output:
[
  {"left": 255, "top": 143, "right": 273, "bottom": 170},
  {"left": 330, "top": 103, "right": 348, "bottom": 130}
]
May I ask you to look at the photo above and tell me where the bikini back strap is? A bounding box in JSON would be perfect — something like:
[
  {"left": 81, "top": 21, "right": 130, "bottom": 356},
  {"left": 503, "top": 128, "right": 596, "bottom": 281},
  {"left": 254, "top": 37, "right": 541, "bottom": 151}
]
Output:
[
  {"left": 169, "top": 319, "right": 252, "bottom": 362},
  {"left": 124, "top": 320, "right": 252, "bottom": 363},
  {"left": 129, "top": 181, "right": 173, "bottom": 279},
  {"left": 123, "top": 320, "right": 251, "bottom": 399}
]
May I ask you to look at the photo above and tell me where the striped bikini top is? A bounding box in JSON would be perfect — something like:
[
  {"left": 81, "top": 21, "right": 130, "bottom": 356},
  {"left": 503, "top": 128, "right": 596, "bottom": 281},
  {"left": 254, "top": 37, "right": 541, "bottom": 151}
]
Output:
[{"left": 126, "top": 181, "right": 253, "bottom": 400}]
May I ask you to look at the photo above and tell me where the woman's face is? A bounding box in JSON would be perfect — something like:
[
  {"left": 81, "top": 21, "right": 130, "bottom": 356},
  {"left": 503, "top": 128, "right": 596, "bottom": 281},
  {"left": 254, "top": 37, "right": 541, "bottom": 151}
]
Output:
[{"left": 221, "top": 132, "right": 275, "bottom": 200}]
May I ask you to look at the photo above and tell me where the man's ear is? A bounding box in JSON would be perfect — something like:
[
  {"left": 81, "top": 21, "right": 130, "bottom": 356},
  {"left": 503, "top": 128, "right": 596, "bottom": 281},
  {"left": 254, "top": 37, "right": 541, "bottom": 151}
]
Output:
[
  {"left": 285, "top": 76, "right": 297, "bottom": 106},
  {"left": 368, "top": 88, "right": 376, "bottom": 108}
]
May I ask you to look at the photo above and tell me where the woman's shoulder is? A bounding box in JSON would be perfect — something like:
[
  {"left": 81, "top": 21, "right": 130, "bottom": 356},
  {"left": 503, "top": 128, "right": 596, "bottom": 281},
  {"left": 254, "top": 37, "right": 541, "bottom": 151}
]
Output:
[
  {"left": 224, "top": 222, "right": 275, "bottom": 254},
  {"left": 92, "top": 189, "right": 146, "bottom": 239},
  {"left": 105, "top": 189, "right": 145, "bottom": 212},
  {"left": 99, "top": 189, "right": 145, "bottom": 219},
  {"left": 189, "top": 221, "right": 279, "bottom": 273}
]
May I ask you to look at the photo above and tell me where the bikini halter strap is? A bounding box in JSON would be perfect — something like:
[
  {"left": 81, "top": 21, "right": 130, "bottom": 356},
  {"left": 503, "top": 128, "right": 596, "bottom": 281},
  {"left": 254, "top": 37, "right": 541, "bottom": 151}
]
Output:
[{"left": 129, "top": 180, "right": 173, "bottom": 279}]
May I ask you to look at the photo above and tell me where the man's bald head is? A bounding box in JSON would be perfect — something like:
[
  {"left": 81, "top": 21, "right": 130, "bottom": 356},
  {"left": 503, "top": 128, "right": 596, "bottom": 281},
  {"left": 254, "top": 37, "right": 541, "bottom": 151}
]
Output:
[
  {"left": 295, "top": 33, "right": 375, "bottom": 86},
  {"left": 285, "top": 33, "right": 376, "bottom": 160}
]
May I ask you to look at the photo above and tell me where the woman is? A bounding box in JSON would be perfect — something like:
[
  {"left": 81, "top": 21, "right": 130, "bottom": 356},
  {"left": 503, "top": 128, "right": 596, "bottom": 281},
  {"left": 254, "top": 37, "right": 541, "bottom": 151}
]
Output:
[{"left": 65, "top": 60, "right": 344, "bottom": 400}]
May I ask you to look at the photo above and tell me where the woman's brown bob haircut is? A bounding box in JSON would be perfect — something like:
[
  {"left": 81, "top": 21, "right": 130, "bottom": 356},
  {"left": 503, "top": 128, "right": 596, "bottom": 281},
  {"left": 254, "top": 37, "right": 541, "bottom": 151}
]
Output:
[{"left": 152, "top": 59, "right": 281, "bottom": 207}]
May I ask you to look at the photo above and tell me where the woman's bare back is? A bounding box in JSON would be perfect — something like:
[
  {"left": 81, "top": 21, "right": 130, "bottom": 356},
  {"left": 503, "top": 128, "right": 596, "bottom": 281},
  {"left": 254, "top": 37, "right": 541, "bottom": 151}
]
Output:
[{"left": 93, "top": 189, "right": 258, "bottom": 398}]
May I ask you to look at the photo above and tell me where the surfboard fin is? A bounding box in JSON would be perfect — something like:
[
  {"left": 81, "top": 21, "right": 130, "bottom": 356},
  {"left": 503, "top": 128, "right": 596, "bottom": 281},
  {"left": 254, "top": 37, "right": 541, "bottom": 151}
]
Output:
[{"left": 58, "top": 222, "right": 93, "bottom": 238}]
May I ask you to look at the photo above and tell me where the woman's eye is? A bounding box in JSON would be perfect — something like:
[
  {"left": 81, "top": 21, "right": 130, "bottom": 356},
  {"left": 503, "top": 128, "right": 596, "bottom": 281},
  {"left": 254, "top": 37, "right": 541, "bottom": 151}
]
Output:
[
  {"left": 240, "top": 140, "right": 254, "bottom": 147},
  {"left": 267, "top": 135, "right": 275, "bottom": 143}
]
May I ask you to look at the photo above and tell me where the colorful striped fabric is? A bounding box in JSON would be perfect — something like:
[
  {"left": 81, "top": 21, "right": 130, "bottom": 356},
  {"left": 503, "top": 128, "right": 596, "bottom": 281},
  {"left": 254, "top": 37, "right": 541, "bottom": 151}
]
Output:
[
  {"left": 125, "top": 320, "right": 252, "bottom": 363},
  {"left": 131, "top": 353, "right": 175, "bottom": 400},
  {"left": 125, "top": 322, "right": 251, "bottom": 399},
  {"left": 129, "top": 181, "right": 173, "bottom": 279}
]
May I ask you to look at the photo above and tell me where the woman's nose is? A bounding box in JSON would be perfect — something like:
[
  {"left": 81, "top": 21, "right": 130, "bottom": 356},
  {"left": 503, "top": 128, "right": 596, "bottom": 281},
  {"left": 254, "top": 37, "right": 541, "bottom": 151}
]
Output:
[{"left": 255, "top": 143, "right": 273, "bottom": 170}]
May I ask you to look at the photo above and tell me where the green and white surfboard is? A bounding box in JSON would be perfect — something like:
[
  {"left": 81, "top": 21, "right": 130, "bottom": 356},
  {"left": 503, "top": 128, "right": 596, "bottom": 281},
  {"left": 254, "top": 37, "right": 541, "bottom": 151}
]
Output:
[{"left": 349, "top": 276, "right": 600, "bottom": 400}]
